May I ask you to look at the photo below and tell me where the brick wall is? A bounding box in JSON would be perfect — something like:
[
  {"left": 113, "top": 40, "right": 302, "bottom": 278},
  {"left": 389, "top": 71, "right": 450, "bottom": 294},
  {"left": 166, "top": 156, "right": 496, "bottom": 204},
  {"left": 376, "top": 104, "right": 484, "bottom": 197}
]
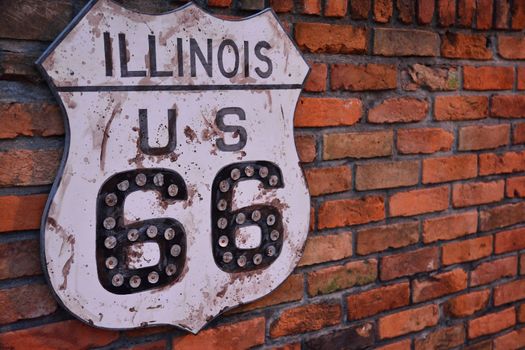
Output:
[{"left": 1, "top": 0, "right": 525, "bottom": 349}]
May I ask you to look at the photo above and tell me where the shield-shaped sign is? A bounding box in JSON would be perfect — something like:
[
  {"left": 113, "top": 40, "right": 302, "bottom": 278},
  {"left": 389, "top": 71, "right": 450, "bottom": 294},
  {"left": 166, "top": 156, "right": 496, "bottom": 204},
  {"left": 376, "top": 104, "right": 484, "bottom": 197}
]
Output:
[{"left": 37, "top": 0, "right": 310, "bottom": 333}]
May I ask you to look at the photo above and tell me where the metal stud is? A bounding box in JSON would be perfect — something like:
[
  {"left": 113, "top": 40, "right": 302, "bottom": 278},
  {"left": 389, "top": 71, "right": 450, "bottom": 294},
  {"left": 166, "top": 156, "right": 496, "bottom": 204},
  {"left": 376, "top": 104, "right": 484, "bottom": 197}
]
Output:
[
  {"left": 218, "top": 235, "right": 229, "bottom": 247},
  {"left": 104, "top": 236, "right": 117, "bottom": 249},
  {"left": 164, "top": 227, "right": 175, "bottom": 240},
  {"left": 266, "top": 245, "right": 276, "bottom": 257},
  {"left": 223, "top": 252, "right": 233, "bottom": 263},
  {"left": 236, "top": 212, "right": 246, "bottom": 225},
  {"left": 105, "top": 193, "right": 117, "bottom": 206},
  {"left": 148, "top": 271, "right": 159, "bottom": 284},
  {"left": 230, "top": 168, "right": 241, "bottom": 180},
  {"left": 168, "top": 184, "right": 179, "bottom": 197},
  {"left": 266, "top": 214, "right": 276, "bottom": 226},
  {"left": 259, "top": 166, "right": 269, "bottom": 178},
  {"left": 112, "top": 273, "right": 124, "bottom": 287},
  {"left": 217, "top": 217, "right": 228, "bottom": 229},
  {"left": 253, "top": 254, "right": 263, "bottom": 265},
  {"left": 153, "top": 173, "right": 164, "bottom": 187},
  {"left": 127, "top": 229, "right": 139, "bottom": 241},
  {"left": 270, "top": 230, "right": 280, "bottom": 241},
  {"left": 269, "top": 175, "right": 279, "bottom": 186},
  {"left": 217, "top": 199, "right": 228, "bottom": 211},
  {"left": 237, "top": 255, "right": 247, "bottom": 267},
  {"left": 105, "top": 256, "right": 118, "bottom": 269},
  {"left": 103, "top": 217, "right": 116, "bottom": 230},
  {"left": 251, "top": 210, "right": 261, "bottom": 221},
  {"left": 244, "top": 165, "right": 255, "bottom": 177},
  {"left": 170, "top": 244, "right": 182, "bottom": 257},
  {"left": 219, "top": 180, "right": 230, "bottom": 192},
  {"left": 146, "top": 225, "right": 158, "bottom": 238},
  {"left": 129, "top": 275, "right": 141, "bottom": 288},
  {"left": 117, "top": 180, "right": 129, "bottom": 191},
  {"left": 135, "top": 173, "right": 147, "bottom": 186},
  {"left": 165, "top": 264, "right": 177, "bottom": 276}
]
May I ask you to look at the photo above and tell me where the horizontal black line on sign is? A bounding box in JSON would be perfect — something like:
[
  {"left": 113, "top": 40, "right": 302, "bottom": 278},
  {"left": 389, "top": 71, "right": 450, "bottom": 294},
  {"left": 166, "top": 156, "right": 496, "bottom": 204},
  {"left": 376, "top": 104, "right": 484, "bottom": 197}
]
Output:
[{"left": 55, "top": 84, "right": 303, "bottom": 92}]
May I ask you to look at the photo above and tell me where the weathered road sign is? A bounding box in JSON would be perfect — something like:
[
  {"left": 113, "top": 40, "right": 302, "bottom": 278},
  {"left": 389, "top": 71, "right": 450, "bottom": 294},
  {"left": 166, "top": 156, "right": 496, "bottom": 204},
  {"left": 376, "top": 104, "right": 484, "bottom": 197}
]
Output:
[{"left": 38, "top": 0, "right": 310, "bottom": 333}]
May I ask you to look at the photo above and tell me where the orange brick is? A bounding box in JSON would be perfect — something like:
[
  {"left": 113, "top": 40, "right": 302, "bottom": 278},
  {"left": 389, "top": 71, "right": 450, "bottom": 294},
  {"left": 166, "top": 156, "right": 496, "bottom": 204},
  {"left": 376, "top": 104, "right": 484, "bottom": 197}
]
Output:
[
  {"left": 507, "top": 176, "right": 525, "bottom": 198},
  {"left": 381, "top": 247, "right": 439, "bottom": 280},
  {"left": 494, "top": 279, "right": 525, "bottom": 306},
  {"left": 0, "top": 240, "right": 41, "bottom": 280},
  {"left": 512, "top": 2, "right": 525, "bottom": 29},
  {"left": 0, "top": 284, "right": 57, "bottom": 325},
  {"left": 304, "top": 63, "right": 327, "bottom": 92},
  {"left": 418, "top": 0, "right": 435, "bottom": 24},
  {"left": 389, "top": 186, "right": 449, "bottom": 217},
  {"left": 269, "top": 303, "right": 341, "bottom": 338},
  {"left": 452, "top": 180, "right": 505, "bottom": 207},
  {"left": 414, "top": 324, "right": 465, "bottom": 350},
  {"left": 423, "top": 155, "right": 477, "bottom": 184},
  {"left": 494, "top": 328, "right": 525, "bottom": 350},
  {"left": 269, "top": 0, "right": 292, "bottom": 12},
  {"left": 458, "top": 124, "right": 510, "bottom": 151},
  {"left": 298, "top": 232, "right": 352, "bottom": 266},
  {"left": 0, "top": 102, "right": 63, "bottom": 139},
  {"left": 368, "top": 97, "right": 428, "bottom": 123},
  {"left": 397, "top": 128, "right": 453, "bottom": 154},
  {"left": 355, "top": 160, "right": 419, "bottom": 190},
  {"left": 374, "top": 0, "right": 393, "bottom": 22},
  {"left": 295, "top": 135, "right": 316, "bottom": 163},
  {"left": 331, "top": 63, "right": 397, "bottom": 91},
  {"left": 397, "top": 0, "right": 415, "bottom": 23},
  {"left": 463, "top": 66, "right": 514, "bottom": 90},
  {"left": 476, "top": 0, "right": 493, "bottom": 29},
  {"left": 357, "top": 221, "right": 419, "bottom": 255},
  {"left": 378, "top": 339, "right": 412, "bottom": 350},
  {"left": 441, "top": 32, "right": 492, "bottom": 60},
  {"left": 0, "top": 194, "right": 48, "bottom": 233},
  {"left": 442, "top": 236, "right": 493, "bottom": 265},
  {"left": 495, "top": 227, "right": 525, "bottom": 254},
  {"left": 318, "top": 196, "right": 385, "bottom": 229},
  {"left": 518, "top": 67, "right": 525, "bottom": 90},
  {"left": 347, "top": 282, "right": 410, "bottom": 320},
  {"left": 323, "top": 130, "right": 393, "bottom": 160},
  {"left": 0, "top": 149, "right": 61, "bottom": 186},
  {"left": 208, "top": 0, "right": 232, "bottom": 7},
  {"left": 294, "top": 97, "right": 362, "bottom": 127},
  {"left": 445, "top": 290, "right": 490, "bottom": 318},
  {"left": 423, "top": 211, "right": 478, "bottom": 243},
  {"left": 480, "top": 202, "right": 525, "bottom": 231},
  {"left": 471, "top": 256, "right": 517, "bottom": 286},
  {"left": 491, "top": 95, "right": 525, "bottom": 118},
  {"left": 438, "top": 0, "right": 456, "bottom": 26},
  {"left": 379, "top": 305, "right": 439, "bottom": 339},
  {"left": 325, "top": 0, "right": 348, "bottom": 17},
  {"left": 480, "top": 151, "right": 525, "bottom": 176},
  {"left": 305, "top": 165, "right": 352, "bottom": 196},
  {"left": 514, "top": 123, "right": 525, "bottom": 144},
  {"left": 434, "top": 95, "right": 488, "bottom": 121},
  {"left": 300, "top": 0, "right": 321, "bottom": 14},
  {"left": 458, "top": 0, "right": 476, "bottom": 26},
  {"left": 413, "top": 269, "right": 467, "bottom": 303},
  {"left": 295, "top": 22, "right": 367, "bottom": 54},
  {"left": 468, "top": 307, "right": 515, "bottom": 339}
]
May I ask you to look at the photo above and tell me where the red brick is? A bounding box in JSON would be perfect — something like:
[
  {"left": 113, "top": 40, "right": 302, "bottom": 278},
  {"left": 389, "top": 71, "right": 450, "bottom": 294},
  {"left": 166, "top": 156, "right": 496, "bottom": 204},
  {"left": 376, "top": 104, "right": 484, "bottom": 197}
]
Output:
[
  {"left": 491, "top": 95, "right": 525, "bottom": 118},
  {"left": 304, "top": 62, "right": 327, "bottom": 92},
  {"left": 347, "top": 282, "right": 410, "bottom": 320},
  {"left": 381, "top": 247, "right": 439, "bottom": 280},
  {"left": 0, "top": 320, "right": 119, "bottom": 350},
  {"left": 307, "top": 259, "right": 377, "bottom": 296},
  {"left": 270, "top": 344, "right": 300, "bottom": 350},
  {"left": 445, "top": 290, "right": 490, "bottom": 318},
  {"left": 465, "top": 340, "right": 493, "bottom": 350},
  {"left": 295, "top": 23, "right": 367, "bottom": 54},
  {"left": 458, "top": 0, "right": 476, "bottom": 26},
  {"left": 519, "top": 304, "right": 525, "bottom": 322},
  {"left": 498, "top": 35, "right": 525, "bottom": 59},
  {"left": 494, "top": 328, "right": 525, "bottom": 350},
  {"left": 303, "top": 324, "right": 374, "bottom": 349},
  {"left": 174, "top": 318, "right": 265, "bottom": 349},
  {"left": 300, "top": 0, "right": 321, "bottom": 14},
  {"left": 519, "top": 68, "right": 525, "bottom": 90},
  {"left": 442, "top": 236, "right": 493, "bottom": 265},
  {"left": 0, "top": 194, "right": 47, "bottom": 233},
  {"left": 397, "top": 128, "right": 453, "bottom": 154},
  {"left": 351, "top": 0, "right": 371, "bottom": 19},
  {"left": 270, "top": 303, "right": 341, "bottom": 338},
  {"left": 0, "top": 240, "right": 41, "bottom": 280},
  {"left": 494, "top": 279, "right": 525, "bottom": 306},
  {"left": 514, "top": 123, "right": 525, "bottom": 144},
  {"left": 325, "top": 0, "right": 347, "bottom": 17},
  {"left": 418, "top": 0, "right": 435, "bottom": 23},
  {"left": 396, "top": 0, "right": 415, "bottom": 23},
  {"left": 476, "top": 0, "right": 493, "bottom": 29},
  {"left": 208, "top": 0, "right": 232, "bottom": 7},
  {"left": 479, "top": 151, "right": 525, "bottom": 175},
  {"left": 423, "top": 211, "right": 478, "bottom": 243},
  {"left": 471, "top": 256, "right": 517, "bottom": 286},
  {"left": 305, "top": 165, "right": 352, "bottom": 196},
  {"left": 318, "top": 196, "right": 385, "bottom": 229},
  {"left": 452, "top": 180, "right": 505, "bottom": 207},
  {"left": 294, "top": 97, "right": 362, "bottom": 127},
  {"left": 378, "top": 339, "right": 412, "bottom": 350},
  {"left": 355, "top": 160, "right": 419, "bottom": 190},
  {"left": 423, "top": 155, "right": 477, "bottom": 184},
  {"left": 441, "top": 32, "right": 492, "bottom": 60},
  {"left": 464, "top": 66, "right": 514, "bottom": 90},
  {"left": 468, "top": 307, "right": 515, "bottom": 338},
  {"left": 122, "top": 340, "right": 167, "bottom": 350},
  {"left": 369, "top": 97, "right": 428, "bottom": 123},
  {"left": 402, "top": 64, "right": 459, "bottom": 91},
  {"left": 295, "top": 135, "right": 316, "bottom": 163},
  {"left": 414, "top": 325, "right": 465, "bottom": 350},
  {"left": 374, "top": 0, "right": 393, "bottom": 22},
  {"left": 459, "top": 124, "right": 509, "bottom": 151},
  {"left": 390, "top": 186, "right": 449, "bottom": 217},
  {"left": 331, "top": 64, "right": 397, "bottom": 91},
  {"left": 495, "top": 227, "right": 525, "bottom": 253},
  {"left": 0, "top": 284, "right": 56, "bottom": 325},
  {"left": 0, "top": 149, "right": 61, "bottom": 186},
  {"left": 413, "top": 269, "right": 467, "bottom": 302},
  {"left": 512, "top": 2, "right": 525, "bottom": 29},
  {"left": 480, "top": 202, "right": 525, "bottom": 231},
  {"left": 438, "top": 0, "right": 456, "bottom": 26},
  {"left": 379, "top": 304, "right": 439, "bottom": 339},
  {"left": 323, "top": 130, "right": 393, "bottom": 160},
  {"left": 434, "top": 95, "right": 488, "bottom": 121},
  {"left": 494, "top": 0, "right": 511, "bottom": 29},
  {"left": 298, "top": 232, "right": 353, "bottom": 266},
  {"left": 507, "top": 176, "right": 525, "bottom": 198},
  {"left": 357, "top": 221, "right": 419, "bottom": 255},
  {"left": 374, "top": 28, "right": 439, "bottom": 56},
  {"left": 0, "top": 102, "right": 63, "bottom": 139}
]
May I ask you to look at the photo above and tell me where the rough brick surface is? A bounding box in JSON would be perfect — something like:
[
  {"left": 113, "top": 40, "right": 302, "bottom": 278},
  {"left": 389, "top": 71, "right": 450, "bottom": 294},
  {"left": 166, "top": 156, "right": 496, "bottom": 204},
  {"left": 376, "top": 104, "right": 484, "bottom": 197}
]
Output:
[
  {"left": 270, "top": 303, "right": 341, "bottom": 338},
  {"left": 295, "top": 23, "right": 368, "bottom": 54},
  {"left": 295, "top": 97, "right": 362, "bottom": 127},
  {"left": 422, "top": 154, "right": 477, "bottom": 184},
  {"left": 442, "top": 236, "right": 493, "bottom": 265},
  {"left": 434, "top": 95, "right": 488, "bottom": 121},
  {"left": 331, "top": 64, "right": 397, "bottom": 91},
  {"left": 463, "top": 66, "right": 514, "bottom": 90},
  {"left": 452, "top": 180, "right": 505, "bottom": 207},
  {"left": 458, "top": 124, "right": 510, "bottom": 151},
  {"left": 323, "top": 130, "right": 393, "bottom": 160},
  {"left": 318, "top": 196, "right": 385, "bottom": 229},
  {"left": 357, "top": 221, "right": 419, "bottom": 254},
  {"left": 412, "top": 269, "right": 468, "bottom": 302},
  {"left": 355, "top": 160, "right": 419, "bottom": 190},
  {"left": 389, "top": 186, "right": 449, "bottom": 217},
  {"left": 471, "top": 256, "right": 517, "bottom": 286},
  {"left": 368, "top": 97, "right": 428, "bottom": 123},
  {"left": 305, "top": 165, "right": 352, "bottom": 196},
  {"left": 299, "top": 232, "right": 353, "bottom": 266},
  {"left": 441, "top": 32, "right": 492, "bottom": 59},
  {"left": 445, "top": 290, "right": 490, "bottom": 318},
  {"left": 423, "top": 211, "right": 478, "bottom": 243},
  {"left": 374, "top": 29, "right": 439, "bottom": 56},
  {"left": 414, "top": 325, "right": 465, "bottom": 350},
  {"left": 468, "top": 307, "right": 516, "bottom": 338},
  {"left": 397, "top": 128, "right": 453, "bottom": 154},
  {"left": 380, "top": 247, "right": 439, "bottom": 280},
  {"left": 0, "top": 194, "right": 47, "bottom": 233},
  {"left": 379, "top": 305, "right": 439, "bottom": 339},
  {"left": 491, "top": 95, "right": 525, "bottom": 118},
  {"left": 347, "top": 283, "right": 410, "bottom": 320}
]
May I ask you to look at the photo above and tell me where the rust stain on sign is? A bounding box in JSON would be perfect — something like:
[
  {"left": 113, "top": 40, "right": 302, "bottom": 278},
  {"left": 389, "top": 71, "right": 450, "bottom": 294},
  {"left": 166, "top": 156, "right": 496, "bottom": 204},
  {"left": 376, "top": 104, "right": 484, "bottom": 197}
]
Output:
[{"left": 38, "top": 0, "right": 310, "bottom": 333}]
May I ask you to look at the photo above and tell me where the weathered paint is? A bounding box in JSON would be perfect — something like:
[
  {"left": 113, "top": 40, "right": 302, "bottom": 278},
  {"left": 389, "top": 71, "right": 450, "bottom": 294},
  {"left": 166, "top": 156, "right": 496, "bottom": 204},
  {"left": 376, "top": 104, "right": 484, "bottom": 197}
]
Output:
[{"left": 37, "top": 0, "right": 309, "bottom": 333}]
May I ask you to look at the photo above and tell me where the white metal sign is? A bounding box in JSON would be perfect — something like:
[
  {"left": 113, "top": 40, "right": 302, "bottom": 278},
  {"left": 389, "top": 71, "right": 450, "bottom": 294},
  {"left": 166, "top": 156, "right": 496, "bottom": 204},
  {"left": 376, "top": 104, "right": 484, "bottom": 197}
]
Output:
[{"left": 38, "top": 0, "right": 309, "bottom": 333}]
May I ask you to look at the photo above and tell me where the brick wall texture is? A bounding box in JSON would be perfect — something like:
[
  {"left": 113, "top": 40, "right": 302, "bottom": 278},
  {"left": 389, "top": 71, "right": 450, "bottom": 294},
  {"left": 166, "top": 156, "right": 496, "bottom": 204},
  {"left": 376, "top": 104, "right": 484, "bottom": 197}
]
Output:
[{"left": 1, "top": 0, "right": 525, "bottom": 349}]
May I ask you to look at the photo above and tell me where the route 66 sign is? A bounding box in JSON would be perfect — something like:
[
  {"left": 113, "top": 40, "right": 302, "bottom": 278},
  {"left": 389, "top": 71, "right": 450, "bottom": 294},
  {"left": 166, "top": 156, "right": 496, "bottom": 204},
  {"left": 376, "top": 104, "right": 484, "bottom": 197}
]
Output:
[{"left": 37, "top": 0, "right": 310, "bottom": 333}]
